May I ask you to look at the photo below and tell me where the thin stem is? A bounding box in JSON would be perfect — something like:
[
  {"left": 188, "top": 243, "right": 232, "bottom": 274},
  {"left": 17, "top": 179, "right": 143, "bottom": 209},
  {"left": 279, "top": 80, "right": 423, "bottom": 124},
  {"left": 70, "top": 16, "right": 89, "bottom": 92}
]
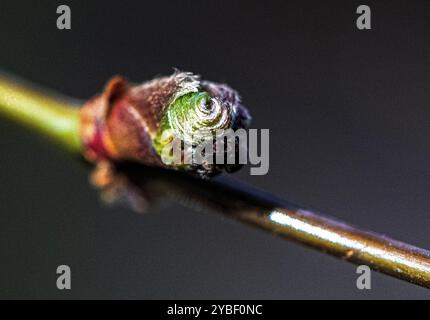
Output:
[
  {"left": 117, "top": 151, "right": 430, "bottom": 289},
  {"left": 1, "top": 74, "right": 429, "bottom": 289},
  {"left": 0, "top": 76, "right": 82, "bottom": 152}
]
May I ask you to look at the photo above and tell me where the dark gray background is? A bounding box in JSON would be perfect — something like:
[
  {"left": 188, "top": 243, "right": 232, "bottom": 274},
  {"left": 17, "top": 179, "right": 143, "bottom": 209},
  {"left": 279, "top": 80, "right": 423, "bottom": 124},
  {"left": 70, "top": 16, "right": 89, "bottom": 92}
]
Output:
[{"left": 1, "top": 0, "right": 430, "bottom": 299}]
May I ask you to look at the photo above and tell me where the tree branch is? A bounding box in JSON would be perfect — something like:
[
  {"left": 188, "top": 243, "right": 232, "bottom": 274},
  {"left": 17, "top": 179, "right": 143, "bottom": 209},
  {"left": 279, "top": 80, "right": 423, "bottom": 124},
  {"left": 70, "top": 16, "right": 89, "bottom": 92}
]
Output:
[{"left": 1, "top": 73, "right": 429, "bottom": 289}]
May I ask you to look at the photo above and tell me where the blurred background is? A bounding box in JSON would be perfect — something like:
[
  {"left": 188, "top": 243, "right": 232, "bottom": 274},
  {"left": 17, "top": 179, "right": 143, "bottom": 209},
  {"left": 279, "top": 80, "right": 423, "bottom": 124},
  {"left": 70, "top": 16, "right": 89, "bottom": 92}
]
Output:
[{"left": 1, "top": 0, "right": 430, "bottom": 299}]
